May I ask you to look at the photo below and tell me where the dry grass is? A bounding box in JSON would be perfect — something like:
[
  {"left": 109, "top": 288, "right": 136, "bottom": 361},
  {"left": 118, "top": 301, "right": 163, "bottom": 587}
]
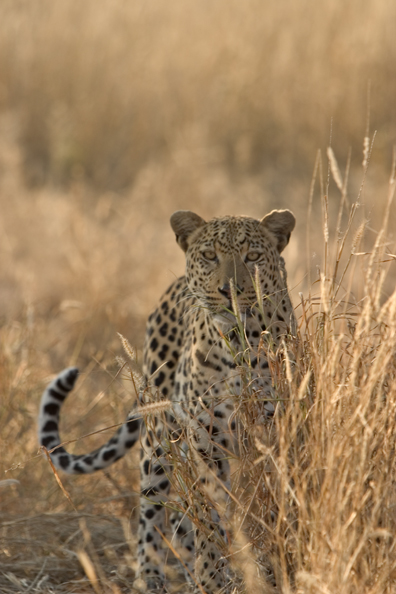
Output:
[
  {"left": 2, "top": 150, "right": 396, "bottom": 592},
  {"left": 1, "top": 1, "right": 396, "bottom": 592},
  {"left": 158, "top": 155, "right": 396, "bottom": 594},
  {"left": 0, "top": 0, "right": 395, "bottom": 189},
  {"left": 0, "top": 514, "right": 135, "bottom": 594},
  {"left": 233, "top": 179, "right": 396, "bottom": 594}
]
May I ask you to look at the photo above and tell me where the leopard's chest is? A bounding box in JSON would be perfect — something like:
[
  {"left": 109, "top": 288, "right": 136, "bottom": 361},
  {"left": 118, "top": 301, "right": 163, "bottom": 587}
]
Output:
[
  {"left": 172, "top": 309, "right": 268, "bottom": 418},
  {"left": 143, "top": 277, "right": 276, "bottom": 423}
]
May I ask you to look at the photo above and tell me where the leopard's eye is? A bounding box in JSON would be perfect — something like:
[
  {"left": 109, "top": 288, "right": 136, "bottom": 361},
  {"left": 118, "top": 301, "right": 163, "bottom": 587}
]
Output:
[
  {"left": 202, "top": 250, "right": 217, "bottom": 261},
  {"left": 246, "top": 252, "right": 261, "bottom": 262}
]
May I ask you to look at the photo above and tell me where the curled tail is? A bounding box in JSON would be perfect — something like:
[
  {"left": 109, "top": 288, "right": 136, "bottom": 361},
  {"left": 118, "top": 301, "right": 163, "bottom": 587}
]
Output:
[{"left": 38, "top": 367, "right": 141, "bottom": 474}]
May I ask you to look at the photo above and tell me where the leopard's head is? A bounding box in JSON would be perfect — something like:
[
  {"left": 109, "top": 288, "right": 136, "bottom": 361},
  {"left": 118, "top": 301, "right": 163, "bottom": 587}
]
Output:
[{"left": 170, "top": 209, "right": 295, "bottom": 324}]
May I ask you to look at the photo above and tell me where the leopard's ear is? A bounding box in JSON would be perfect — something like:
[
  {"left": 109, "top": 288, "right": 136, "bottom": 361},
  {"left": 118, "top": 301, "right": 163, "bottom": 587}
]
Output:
[
  {"left": 170, "top": 211, "right": 206, "bottom": 252},
  {"left": 260, "top": 209, "right": 295, "bottom": 253}
]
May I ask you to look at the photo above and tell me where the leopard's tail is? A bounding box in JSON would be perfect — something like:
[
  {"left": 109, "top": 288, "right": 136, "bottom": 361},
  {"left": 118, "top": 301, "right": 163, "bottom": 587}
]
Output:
[{"left": 38, "top": 367, "right": 141, "bottom": 474}]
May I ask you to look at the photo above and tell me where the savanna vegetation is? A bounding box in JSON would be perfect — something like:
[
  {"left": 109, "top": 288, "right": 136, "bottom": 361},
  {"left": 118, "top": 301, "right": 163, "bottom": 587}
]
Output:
[{"left": 1, "top": 1, "right": 396, "bottom": 592}]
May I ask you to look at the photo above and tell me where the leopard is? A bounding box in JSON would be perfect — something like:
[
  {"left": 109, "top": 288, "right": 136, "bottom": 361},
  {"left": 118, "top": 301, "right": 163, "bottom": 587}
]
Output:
[{"left": 38, "top": 208, "right": 296, "bottom": 594}]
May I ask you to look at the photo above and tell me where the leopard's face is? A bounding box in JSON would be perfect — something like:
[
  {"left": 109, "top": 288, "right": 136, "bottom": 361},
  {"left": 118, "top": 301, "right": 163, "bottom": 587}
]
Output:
[
  {"left": 170, "top": 210, "right": 295, "bottom": 329},
  {"left": 185, "top": 217, "right": 282, "bottom": 316}
]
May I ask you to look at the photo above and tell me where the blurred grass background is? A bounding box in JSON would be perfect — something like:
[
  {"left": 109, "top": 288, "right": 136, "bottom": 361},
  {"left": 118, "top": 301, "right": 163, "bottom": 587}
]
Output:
[
  {"left": 0, "top": 1, "right": 396, "bottom": 591},
  {"left": 0, "top": 0, "right": 395, "bottom": 190}
]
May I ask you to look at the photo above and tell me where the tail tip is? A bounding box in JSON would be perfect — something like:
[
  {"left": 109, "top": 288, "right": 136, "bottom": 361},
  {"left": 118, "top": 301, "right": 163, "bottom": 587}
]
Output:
[{"left": 60, "top": 367, "right": 79, "bottom": 387}]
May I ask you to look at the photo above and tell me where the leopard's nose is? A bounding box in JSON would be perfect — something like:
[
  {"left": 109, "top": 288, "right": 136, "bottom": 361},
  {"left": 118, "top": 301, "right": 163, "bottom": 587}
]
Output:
[
  {"left": 218, "top": 283, "right": 243, "bottom": 298},
  {"left": 218, "top": 283, "right": 231, "bottom": 298}
]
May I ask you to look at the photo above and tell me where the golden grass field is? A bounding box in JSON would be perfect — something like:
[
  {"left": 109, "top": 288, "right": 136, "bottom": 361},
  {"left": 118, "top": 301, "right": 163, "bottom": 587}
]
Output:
[{"left": 1, "top": 0, "right": 396, "bottom": 592}]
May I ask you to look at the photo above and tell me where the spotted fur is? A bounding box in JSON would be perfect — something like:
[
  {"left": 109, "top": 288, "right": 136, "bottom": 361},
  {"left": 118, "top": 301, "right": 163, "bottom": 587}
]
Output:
[{"left": 39, "top": 209, "right": 296, "bottom": 593}]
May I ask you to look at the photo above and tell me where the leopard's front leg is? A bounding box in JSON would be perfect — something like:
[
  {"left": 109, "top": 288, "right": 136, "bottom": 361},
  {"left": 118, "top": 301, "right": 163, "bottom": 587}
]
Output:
[
  {"left": 137, "top": 418, "right": 172, "bottom": 592},
  {"left": 188, "top": 405, "right": 234, "bottom": 594}
]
